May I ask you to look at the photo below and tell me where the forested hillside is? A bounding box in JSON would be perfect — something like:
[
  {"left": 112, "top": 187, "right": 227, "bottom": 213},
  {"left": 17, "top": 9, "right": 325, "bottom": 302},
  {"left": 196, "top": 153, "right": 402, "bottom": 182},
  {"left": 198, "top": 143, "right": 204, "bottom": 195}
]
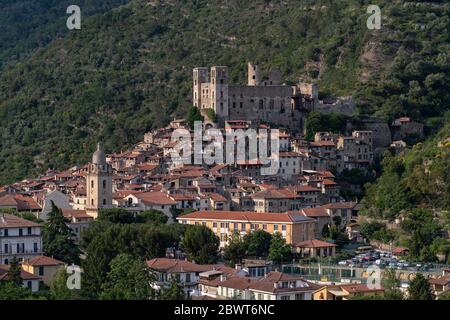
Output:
[
  {"left": 0, "top": 0, "right": 130, "bottom": 68},
  {"left": 0, "top": 0, "right": 449, "bottom": 185}
]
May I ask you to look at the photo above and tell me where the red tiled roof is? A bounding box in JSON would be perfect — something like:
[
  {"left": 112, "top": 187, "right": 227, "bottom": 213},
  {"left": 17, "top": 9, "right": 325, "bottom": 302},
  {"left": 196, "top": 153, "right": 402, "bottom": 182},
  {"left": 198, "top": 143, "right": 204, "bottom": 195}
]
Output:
[
  {"left": 0, "top": 265, "right": 41, "bottom": 281},
  {"left": 295, "top": 239, "right": 337, "bottom": 248},
  {"left": 0, "top": 213, "right": 41, "bottom": 228},
  {"left": 177, "top": 210, "right": 313, "bottom": 223},
  {"left": 134, "top": 192, "right": 177, "bottom": 205},
  {"left": 0, "top": 194, "right": 41, "bottom": 211},
  {"left": 146, "top": 258, "right": 212, "bottom": 273},
  {"left": 23, "top": 256, "right": 64, "bottom": 267},
  {"left": 300, "top": 207, "right": 329, "bottom": 218}
]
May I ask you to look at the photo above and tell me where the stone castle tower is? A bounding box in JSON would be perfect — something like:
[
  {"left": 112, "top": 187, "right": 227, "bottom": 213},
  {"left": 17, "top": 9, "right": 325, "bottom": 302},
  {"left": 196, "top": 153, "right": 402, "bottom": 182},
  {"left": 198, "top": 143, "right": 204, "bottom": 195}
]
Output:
[
  {"left": 247, "top": 62, "right": 261, "bottom": 86},
  {"left": 85, "top": 143, "right": 113, "bottom": 218}
]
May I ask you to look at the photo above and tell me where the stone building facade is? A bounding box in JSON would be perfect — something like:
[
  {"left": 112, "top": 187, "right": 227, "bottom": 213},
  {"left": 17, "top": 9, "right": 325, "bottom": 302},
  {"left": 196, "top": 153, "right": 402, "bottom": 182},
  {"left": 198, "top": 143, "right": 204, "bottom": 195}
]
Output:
[{"left": 193, "top": 62, "right": 316, "bottom": 133}]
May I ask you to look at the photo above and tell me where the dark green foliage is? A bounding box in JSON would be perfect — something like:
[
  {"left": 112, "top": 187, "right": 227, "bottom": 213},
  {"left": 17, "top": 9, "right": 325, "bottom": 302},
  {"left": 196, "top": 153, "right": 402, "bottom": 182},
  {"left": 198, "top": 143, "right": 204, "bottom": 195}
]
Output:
[
  {"left": 158, "top": 277, "right": 186, "bottom": 300},
  {"left": 408, "top": 273, "right": 433, "bottom": 300},
  {"left": 186, "top": 106, "right": 204, "bottom": 128},
  {"left": 180, "top": 225, "right": 219, "bottom": 264},
  {"left": 242, "top": 230, "right": 272, "bottom": 257},
  {"left": 0, "top": 282, "right": 35, "bottom": 300},
  {"left": 1, "top": 1, "right": 449, "bottom": 184},
  {"left": 7, "top": 256, "right": 23, "bottom": 286},
  {"left": 359, "top": 222, "right": 396, "bottom": 243},
  {"left": 223, "top": 233, "right": 247, "bottom": 266},
  {"left": 43, "top": 202, "right": 81, "bottom": 264},
  {"left": 268, "top": 233, "right": 292, "bottom": 265},
  {"left": 99, "top": 254, "right": 155, "bottom": 300},
  {"left": 50, "top": 267, "right": 81, "bottom": 300},
  {"left": 98, "top": 208, "right": 136, "bottom": 224},
  {"left": 137, "top": 210, "right": 168, "bottom": 225},
  {"left": 305, "top": 112, "right": 348, "bottom": 140},
  {"left": 80, "top": 220, "right": 184, "bottom": 299},
  {"left": 98, "top": 208, "right": 168, "bottom": 224}
]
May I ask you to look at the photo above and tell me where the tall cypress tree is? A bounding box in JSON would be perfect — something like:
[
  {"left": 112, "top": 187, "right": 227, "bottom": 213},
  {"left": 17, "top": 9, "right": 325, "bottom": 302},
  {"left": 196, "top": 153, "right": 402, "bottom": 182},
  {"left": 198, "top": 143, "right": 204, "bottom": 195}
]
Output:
[{"left": 43, "top": 201, "right": 81, "bottom": 264}]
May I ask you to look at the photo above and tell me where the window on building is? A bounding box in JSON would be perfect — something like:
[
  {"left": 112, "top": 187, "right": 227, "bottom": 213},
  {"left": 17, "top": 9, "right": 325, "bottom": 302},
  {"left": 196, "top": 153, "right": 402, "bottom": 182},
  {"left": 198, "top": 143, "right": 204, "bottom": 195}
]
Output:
[
  {"left": 19, "top": 229, "right": 23, "bottom": 236},
  {"left": 33, "top": 243, "right": 38, "bottom": 253},
  {"left": 185, "top": 273, "right": 191, "bottom": 283},
  {"left": 38, "top": 266, "right": 44, "bottom": 276},
  {"left": 282, "top": 224, "right": 286, "bottom": 231},
  {"left": 27, "top": 281, "right": 32, "bottom": 289},
  {"left": 91, "top": 180, "right": 94, "bottom": 188},
  {"left": 274, "top": 224, "right": 278, "bottom": 231},
  {"left": 4, "top": 229, "right": 8, "bottom": 237},
  {"left": 241, "top": 223, "right": 246, "bottom": 230},
  {"left": 213, "top": 222, "right": 217, "bottom": 228},
  {"left": 27, "top": 227, "right": 32, "bottom": 235},
  {"left": 103, "top": 180, "right": 106, "bottom": 189}
]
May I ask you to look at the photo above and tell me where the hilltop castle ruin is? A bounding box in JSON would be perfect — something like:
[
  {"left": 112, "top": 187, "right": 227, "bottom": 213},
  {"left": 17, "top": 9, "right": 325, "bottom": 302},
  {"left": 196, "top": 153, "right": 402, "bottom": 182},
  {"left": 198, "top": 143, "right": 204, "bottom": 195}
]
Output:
[{"left": 193, "top": 62, "right": 318, "bottom": 133}]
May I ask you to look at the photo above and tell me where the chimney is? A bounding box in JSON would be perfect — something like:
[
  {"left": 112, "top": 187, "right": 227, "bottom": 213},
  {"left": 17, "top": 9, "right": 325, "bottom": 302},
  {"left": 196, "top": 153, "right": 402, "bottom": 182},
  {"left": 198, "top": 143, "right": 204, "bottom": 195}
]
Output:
[
  {"left": 220, "top": 274, "right": 227, "bottom": 282},
  {"left": 235, "top": 263, "right": 242, "bottom": 271}
]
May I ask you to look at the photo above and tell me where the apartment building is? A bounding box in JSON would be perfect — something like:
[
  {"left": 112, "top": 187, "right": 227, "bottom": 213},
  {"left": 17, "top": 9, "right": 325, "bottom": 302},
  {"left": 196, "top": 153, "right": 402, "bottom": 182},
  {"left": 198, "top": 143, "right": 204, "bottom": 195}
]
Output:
[
  {"left": 0, "top": 214, "right": 43, "bottom": 264},
  {"left": 177, "top": 211, "right": 316, "bottom": 248}
]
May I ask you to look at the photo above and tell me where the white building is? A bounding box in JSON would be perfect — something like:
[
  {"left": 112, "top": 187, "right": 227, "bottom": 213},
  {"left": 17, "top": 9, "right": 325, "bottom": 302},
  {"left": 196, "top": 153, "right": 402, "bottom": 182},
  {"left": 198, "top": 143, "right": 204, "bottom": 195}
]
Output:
[{"left": 0, "top": 214, "right": 43, "bottom": 265}]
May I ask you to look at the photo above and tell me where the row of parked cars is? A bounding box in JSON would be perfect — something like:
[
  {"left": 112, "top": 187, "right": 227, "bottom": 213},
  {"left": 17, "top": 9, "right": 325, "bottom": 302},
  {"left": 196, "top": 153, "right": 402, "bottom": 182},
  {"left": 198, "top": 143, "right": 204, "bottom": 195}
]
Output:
[{"left": 337, "top": 250, "right": 433, "bottom": 271}]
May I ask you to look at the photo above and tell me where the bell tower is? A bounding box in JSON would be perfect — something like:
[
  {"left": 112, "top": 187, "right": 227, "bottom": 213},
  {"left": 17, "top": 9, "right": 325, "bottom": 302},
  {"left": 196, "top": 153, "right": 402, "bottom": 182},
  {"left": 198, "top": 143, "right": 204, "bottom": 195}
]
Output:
[{"left": 85, "top": 143, "right": 113, "bottom": 218}]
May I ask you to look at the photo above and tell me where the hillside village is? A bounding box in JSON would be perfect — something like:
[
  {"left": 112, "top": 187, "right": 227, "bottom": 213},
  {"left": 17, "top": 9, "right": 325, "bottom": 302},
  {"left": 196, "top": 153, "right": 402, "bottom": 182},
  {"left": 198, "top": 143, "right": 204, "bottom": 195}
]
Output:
[{"left": 0, "top": 62, "right": 445, "bottom": 300}]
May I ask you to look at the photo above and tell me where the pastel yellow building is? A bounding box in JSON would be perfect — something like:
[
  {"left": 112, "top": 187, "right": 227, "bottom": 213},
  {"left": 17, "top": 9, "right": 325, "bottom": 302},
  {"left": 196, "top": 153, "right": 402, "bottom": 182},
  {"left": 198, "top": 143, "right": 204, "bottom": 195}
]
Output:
[
  {"left": 177, "top": 210, "right": 316, "bottom": 248},
  {"left": 22, "top": 256, "right": 65, "bottom": 286}
]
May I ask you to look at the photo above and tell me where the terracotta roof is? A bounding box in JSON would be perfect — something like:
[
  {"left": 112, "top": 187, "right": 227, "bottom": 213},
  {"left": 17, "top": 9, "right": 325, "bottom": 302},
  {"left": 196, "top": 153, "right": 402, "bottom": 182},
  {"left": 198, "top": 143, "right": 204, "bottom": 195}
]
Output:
[
  {"left": 322, "top": 202, "right": 356, "bottom": 209},
  {"left": 0, "top": 213, "right": 41, "bottom": 228},
  {"left": 250, "top": 272, "right": 320, "bottom": 294},
  {"left": 290, "top": 184, "right": 320, "bottom": 193},
  {"left": 0, "top": 265, "right": 41, "bottom": 281},
  {"left": 429, "top": 275, "right": 450, "bottom": 286},
  {"left": 177, "top": 210, "right": 313, "bottom": 223},
  {"left": 134, "top": 192, "right": 177, "bottom": 205},
  {"left": 252, "top": 189, "right": 300, "bottom": 200},
  {"left": 300, "top": 207, "right": 329, "bottom": 218},
  {"left": 340, "top": 284, "right": 384, "bottom": 294},
  {"left": 146, "top": 258, "right": 212, "bottom": 273},
  {"left": 61, "top": 209, "right": 93, "bottom": 220},
  {"left": 23, "top": 256, "right": 64, "bottom": 267},
  {"left": 207, "top": 193, "right": 227, "bottom": 202},
  {"left": 295, "top": 239, "right": 337, "bottom": 248},
  {"left": 0, "top": 194, "right": 41, "bottom": 211}
]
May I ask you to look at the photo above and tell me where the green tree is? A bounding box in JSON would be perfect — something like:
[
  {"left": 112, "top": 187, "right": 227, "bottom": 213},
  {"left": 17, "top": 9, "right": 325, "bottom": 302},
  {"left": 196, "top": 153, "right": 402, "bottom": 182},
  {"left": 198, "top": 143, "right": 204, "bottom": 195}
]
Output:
[
  {"left": 137, "top": 210, "right": 168, "bottom": 224},
  {"left": 50, "top": 267, "right": 81, "bottom": 300},
  {"left": 158, "top": 277, "right": 186, "bottom": 300},
  {"left": 7, "top": 256, "right": 23, "bottom": 286},
  {"left": 181, "top": 225, "right": 219, "bottom": 264},
  {"left": 186, "top": 106, "right": 204, "bottom": 127},
  {"left": 268, "top": 233, "right": 292, "bottom": 265},
  {"left": 0, "top": 282, "right": 34, "bottom": 300},
  {"left": 98, "top": 208, "right": 136, "bottom": 224},
  {"left": 408, "top": 273, "right": 433, "bottom": 300},
  {"left": 100, "top": 254, "right": 155, "bottom": 300},
  {"left": 382, "top": 269, "right": 404, "bottom": 300},
  {"left": 223, "top": 233, "right": 247, "bottom": 266},
  {"left": 243, "top": 230, "right": 272, "bottom": 257},
  {"left": 43, "top": 201, "right": 81, "bottom": 264}
]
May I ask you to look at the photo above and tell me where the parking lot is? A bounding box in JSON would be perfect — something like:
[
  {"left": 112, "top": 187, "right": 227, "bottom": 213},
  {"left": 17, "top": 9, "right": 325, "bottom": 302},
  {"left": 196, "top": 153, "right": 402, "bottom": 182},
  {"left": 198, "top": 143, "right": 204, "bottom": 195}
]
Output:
[{"left": 337, "top": 249, "right": 442, "bottom": 272}]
